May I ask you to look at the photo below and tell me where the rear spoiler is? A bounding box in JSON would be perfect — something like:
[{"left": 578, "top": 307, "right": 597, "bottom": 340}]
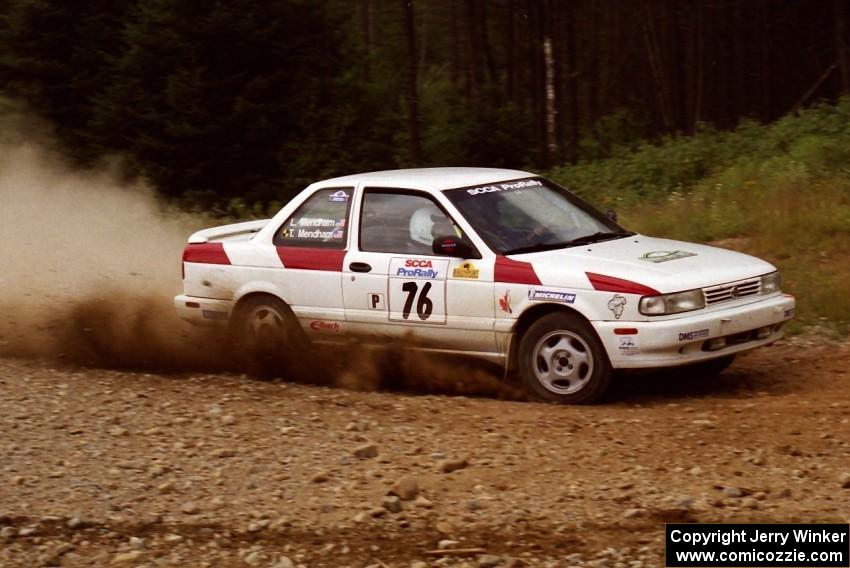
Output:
[{"left": 188, "top": 219, "right": 270, "bottom": 244}]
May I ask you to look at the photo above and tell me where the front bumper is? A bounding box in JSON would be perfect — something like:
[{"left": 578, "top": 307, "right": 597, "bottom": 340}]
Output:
[
  {"left": 595, "top": 293, "right": 795, "bottom": 369},
  {"left": 174, "top": 294, "right": 233, "bottom": 326}
]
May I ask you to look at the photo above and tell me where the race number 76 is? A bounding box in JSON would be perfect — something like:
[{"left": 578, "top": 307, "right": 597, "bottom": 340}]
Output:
[{"left": 401, "top": 281, "right": 433, "bottom": 320}]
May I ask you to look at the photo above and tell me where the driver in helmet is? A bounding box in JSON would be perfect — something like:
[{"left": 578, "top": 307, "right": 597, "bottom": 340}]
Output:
[{"left": 409, "top": 205, "right": 461, "bottom": 252}]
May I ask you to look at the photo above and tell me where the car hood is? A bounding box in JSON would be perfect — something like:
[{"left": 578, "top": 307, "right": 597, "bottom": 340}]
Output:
[{"left": 515, "top": 235, "right": 776, "bottom": 293}]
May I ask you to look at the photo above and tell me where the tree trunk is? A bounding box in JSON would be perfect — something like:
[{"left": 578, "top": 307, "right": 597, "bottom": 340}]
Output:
[
  {"left": 835, "top": 0, "right": 850, "bottom": 94},
  {"left": 733, "top": 0, "right": 747, "bottom": 119},
  {"left": 506, "top": 0, "right": 517, "bottom": 102},
  {"left": 565, "top": 0, "right": 579, "bottom": 162},
  {"left": 358, "top": 0, "right": 373, "bottom": 80},
  {"left": 642, "top": 4, "right": 673, "bottom": 132},
  {"left": 401, "top": 0, "right": 423, "bottom": 163},
  {"left": 759, "top": 0, "right": 771, "bottom": 121}
]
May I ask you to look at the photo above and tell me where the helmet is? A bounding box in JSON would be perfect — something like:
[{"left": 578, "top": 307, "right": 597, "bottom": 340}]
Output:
[{"left": 409, "top": 205, "right": 440, "bottom": 246}]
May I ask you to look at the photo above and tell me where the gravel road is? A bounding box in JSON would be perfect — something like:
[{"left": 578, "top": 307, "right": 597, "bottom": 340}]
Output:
[{"left": 1, "top": 336, "right": 848, "bottom": 567}]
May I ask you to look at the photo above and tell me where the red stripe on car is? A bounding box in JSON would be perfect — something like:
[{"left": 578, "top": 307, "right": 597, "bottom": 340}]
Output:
[
  {"left": 495, "top": 256, "right": 541, "bottom": 285},
  {"left": 276, "top": 247, "right": 346, "bottom": 271},
  {"left": 585, "top": 272, "right": 659, "bottom": 296},
  {"left": 183, "top": 243, "right": 231, "bottom": 265}
]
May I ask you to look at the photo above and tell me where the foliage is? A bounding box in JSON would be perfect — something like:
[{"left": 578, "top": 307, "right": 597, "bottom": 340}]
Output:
[
  {"left": 549, "top": 99, "right": 850, "bottom": 333},
  {"left": 3, "top": 0, "right": 850, "bottom": 205}
]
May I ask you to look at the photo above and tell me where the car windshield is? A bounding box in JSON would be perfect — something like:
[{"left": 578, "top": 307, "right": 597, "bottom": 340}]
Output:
[{"left": 444, "top": 177, "right": 629, "bottom": 255}]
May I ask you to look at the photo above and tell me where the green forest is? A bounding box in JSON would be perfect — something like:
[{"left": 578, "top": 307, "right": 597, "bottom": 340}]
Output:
[{"left": 2, "top": 0, "right": 850, "bottom": 208}]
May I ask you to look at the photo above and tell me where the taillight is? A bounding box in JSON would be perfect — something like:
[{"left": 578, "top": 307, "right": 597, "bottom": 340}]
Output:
[
  {"left": 182, "top": 243, "right": 230, "bottom": 264},
  {"left": 182, "top": 243, "right": 230, "bottom": 279}
]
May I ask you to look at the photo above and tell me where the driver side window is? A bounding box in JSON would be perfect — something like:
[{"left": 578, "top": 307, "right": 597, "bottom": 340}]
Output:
[{"left": 359, "top": 190, "right": 461, "bottom": 254}]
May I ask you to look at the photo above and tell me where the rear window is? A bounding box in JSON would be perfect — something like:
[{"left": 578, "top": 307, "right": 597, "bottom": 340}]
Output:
[{"left": 273, "top": 188, "right": 352, "bottom": 248}]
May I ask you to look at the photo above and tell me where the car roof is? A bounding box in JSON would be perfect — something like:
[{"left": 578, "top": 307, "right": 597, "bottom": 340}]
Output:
[{"left": 309, "top": 167, "right": 536, "bottom": 192}]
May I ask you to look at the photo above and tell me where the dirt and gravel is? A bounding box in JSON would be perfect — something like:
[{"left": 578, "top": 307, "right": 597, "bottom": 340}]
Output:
[
  {"left": 1, "top": 118, "right": 849, "bottom": 567},
  {"left": 1, "top": 332, "right": 848, "bottom": 568}
]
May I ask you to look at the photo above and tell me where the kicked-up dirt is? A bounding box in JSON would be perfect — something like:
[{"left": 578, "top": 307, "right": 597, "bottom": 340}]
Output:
[
  {"left": 0, "top": 116, "right": 848, "bottom": 567},
  {"left": 0, "top": 333, "right": 848, "bottom": 568}
]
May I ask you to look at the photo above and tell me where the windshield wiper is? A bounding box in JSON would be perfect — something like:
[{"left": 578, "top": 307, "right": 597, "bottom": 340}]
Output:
[
  {"left": 564, "top": 230, "right": 634, "bottom": 246},
  {"left": 502, "top": 231, "right": 633, "bottom": 256}
]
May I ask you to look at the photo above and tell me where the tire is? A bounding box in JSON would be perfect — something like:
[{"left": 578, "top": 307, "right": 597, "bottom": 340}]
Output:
[
  {"left": 685, "top": 354, "right": 736, "bottom": 379},
  {"left": 230, "top": 295, "right": 304, "bottom": 377},
  {"left": 518, "top": 312, "right": 612, "bottom": 404}
]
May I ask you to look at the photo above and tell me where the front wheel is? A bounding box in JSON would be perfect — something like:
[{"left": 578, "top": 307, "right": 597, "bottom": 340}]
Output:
[{"left": 518, "top": 312, "right": 612, "bottom": 404}]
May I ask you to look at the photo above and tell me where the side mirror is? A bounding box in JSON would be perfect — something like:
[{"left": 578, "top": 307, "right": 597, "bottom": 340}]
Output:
[
  {"left": 605, "top": 209, "right": 618, "bottom": 223},
  {"left": 432, "top": 235, "right": 475, "bottom": 258}
]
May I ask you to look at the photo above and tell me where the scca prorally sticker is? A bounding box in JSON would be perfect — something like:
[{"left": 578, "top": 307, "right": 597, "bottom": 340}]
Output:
[
  {"left": 390, "top": 257, "right": 449, "bottom": 280},
  {"left": 618, "top": 336, "right": 639, "bottom": 355},
  {"left": 452, "top": 261, "right": 480, "bottom": 279},
  {"left": 392, "top": 258, "right": 443, "bottom": 279},
  {"left": 607, "top": 294, "right": 627, "bottom": 319},
  {"left": 465, "top": 178, "right": 543, "bottom": 196},
  {"left": 388, "top": 258, "right": 449, "bottom": 324},
  {"left": 328, "top": 190, "right": 349, "bottom": 202},
  {"left": 678, "top": 328, "right": 710, "bottom": 342},
  {"left": 528, "top": 289, "right": 576, "bottom": 304},
  {"left": 639, "top": 250, "right": 697, "bottom": 263}
]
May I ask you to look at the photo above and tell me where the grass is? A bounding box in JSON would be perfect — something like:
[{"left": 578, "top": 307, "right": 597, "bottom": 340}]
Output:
[
  {"left": 619, "top": 181, "right": 850, "bottom": 335},
  {"left": 548, "top": 99, "right": 850, "bottom": 335}
]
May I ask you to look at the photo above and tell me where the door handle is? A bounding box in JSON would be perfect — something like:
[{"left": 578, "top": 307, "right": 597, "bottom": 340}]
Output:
[{"left": 349, "top": 262, "right": 372, "bottom": 273}]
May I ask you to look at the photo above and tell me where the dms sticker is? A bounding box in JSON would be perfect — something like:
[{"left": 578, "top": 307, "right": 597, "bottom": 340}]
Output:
[
  {"left": 679, "top": 328, "right": 710, "bottom": 341},
  {"left": 639, "top": 250, "right": 697, "bottom": 263},
  {"left": 618, "top": 336, "right": 639, "bottom": 355},
  {"left": 328, "top": 190, "right": 349, "bottom": 202},
  {"left": 452, "top": 261, "right": 480, "bottom": 279},
  {"left": 528, "top": 289, "right": 576, "bottom": 303},
  {"left": 607, "top": 294, "right": 627, "bottom": 319}
]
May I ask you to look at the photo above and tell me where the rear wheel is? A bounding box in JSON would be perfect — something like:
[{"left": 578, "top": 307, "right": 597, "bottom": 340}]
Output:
[
  {"left": 518, "top": 312, "right": 612, "bottom": 404},
  {"left": 231, "top": 295, "right": 303, "bottom": 377}
]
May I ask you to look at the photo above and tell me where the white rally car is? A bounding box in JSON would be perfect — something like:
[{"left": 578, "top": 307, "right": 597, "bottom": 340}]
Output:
[{"left": 175, "top": 168, "right": 795, "bottom": 403}]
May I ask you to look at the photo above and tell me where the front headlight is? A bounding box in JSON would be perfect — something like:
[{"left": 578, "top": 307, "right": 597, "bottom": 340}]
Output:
[
  {"left": 639, "top": 289, "right": 705, "bottom": 315},
  {"left": 761, "top": 271, "right": 781, "bottom": 294}
]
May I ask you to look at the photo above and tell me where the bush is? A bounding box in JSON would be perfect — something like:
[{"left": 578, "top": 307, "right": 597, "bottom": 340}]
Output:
[{"left": 548, "top": 98, "right": 850, "bottom": 334}]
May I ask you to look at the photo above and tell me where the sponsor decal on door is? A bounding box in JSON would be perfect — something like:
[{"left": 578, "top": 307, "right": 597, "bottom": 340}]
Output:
[{"left": 388, "top": 258, "right": 449, "bottom": 324}]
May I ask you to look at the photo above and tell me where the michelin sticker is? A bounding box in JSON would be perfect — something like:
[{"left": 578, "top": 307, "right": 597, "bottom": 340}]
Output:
[
  {"left": 618, "top": 336, "right": 640, "bottom": 355},
  {"left": 639, "top": 250, "right": 697, "bottom": 263},
  {"left": 528, "top": 289, "right": 576, "bottom": 304},
  {"left": 607, "top": 294, "right": 627, "bottom": 320}
]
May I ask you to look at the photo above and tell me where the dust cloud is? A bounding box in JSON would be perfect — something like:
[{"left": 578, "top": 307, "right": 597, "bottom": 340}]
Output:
[
  {"left": 0, "top": 106, "right": 520, "bottom": 399},
  {"left": 0, "top": 106, "right": 220, "bottom": 368}
]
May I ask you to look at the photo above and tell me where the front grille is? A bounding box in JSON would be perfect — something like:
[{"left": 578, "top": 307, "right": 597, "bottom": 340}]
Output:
[{"left": 703, "top": 277, "right": 761, "bottom": 305}]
